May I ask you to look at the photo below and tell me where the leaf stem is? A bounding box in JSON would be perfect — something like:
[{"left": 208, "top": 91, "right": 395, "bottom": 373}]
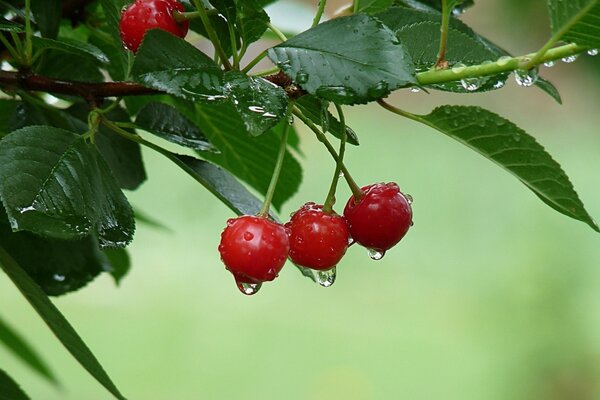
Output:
[
  {"left": 241, "top": 49, "right": 268, "bottom": 74},
  {"left": 267, "top": 22, "right": 287, "bottom": 42},
  {"left": 293, "top": 107, "right": 362, "bottom": 199},
  {"left": 257, "top": 107, "right": 293, "bottom": 217},
  {"left": 192, "top": 0, "right": 232, "bottom": 70},
  {"left": 312, "top": 0, "right": 328, "bottom": 27},
  {"left": 435, "top": 0, "right": 450, "bottom": 68},
  {"left": 322, "top": 104, "right": 347, "bottom": 213},
  {"left": 0, "top": 33, "right": 21, "bottom": 63},
  {"left": 353, "top": 0, "right": 360, "bottom": 14},
  {"left": 24, "top": 0, "right": 32, "bottom": 65}
]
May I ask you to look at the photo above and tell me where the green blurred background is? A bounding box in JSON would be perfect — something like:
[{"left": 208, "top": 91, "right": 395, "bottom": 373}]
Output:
[{"left": 2, "top": 1, "right": 600, "bottom": 399}]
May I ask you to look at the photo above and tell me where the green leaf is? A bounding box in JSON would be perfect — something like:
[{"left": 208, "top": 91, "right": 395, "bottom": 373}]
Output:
[
  {"left": 295, "top": 95, "right": 359, "bottom": 145},
  {"left": 31, "top": 0, "right": 61, "bottom": 38},
  {"left": 0, "top": 369, "right": 30, "bottom": 400},
  {"left": 223, "top": 72, "right": 289, "bottom": 136},
  {"left": 35, "top": 51, "right": 104, "bottom": 83},
  {"left": 547, "top": 0, "right": 600, "bottom": 48},
  {"left": 131, "top": 29, "right": 223, "bottom": 101},
  {"left": 419, "top": 106, "right": 598, "bottom": 231},
  {"left": 135, "top": 102, "right": 215, "bottom": 151},
  {"left": 104, "top": 248, "right": 130, "bottom": 286},
  {"left": 0, "top": 315, "right": 57, "bottom": 384},
  {"left": 194, "top": 102, "right": 302, "bottom": 210},
  {"left": 0, "top": 245, "right": 127, "bottom": 400},
  {"left": 237, "top": 0, "right": 270, "bottom": 46},
  {"left": 268, "top": 14, "right": 416, "bottom": 104},
  {"left": 0, "top": 100, "right": 18, "bottom": 137},
  {"left": 32, "top": 37, "right": 110, "bottom": 63},
  {"left": 0, "top": 17, "right": 23, "bottom": 32},
  {"left": 97, "top": 0, "right": 130, "bottom": 80},
  {"left": 535, "top": 77, "right": 562, "bottom": 104},
  {"left": 0, "top": 126, "right": 135, "bottom": 247},
  {"left": 357, "top": 0, "right": 394, "bottom": 13},
  {"left": 398, "top": 0, "right": 474, "bottom": 13}
]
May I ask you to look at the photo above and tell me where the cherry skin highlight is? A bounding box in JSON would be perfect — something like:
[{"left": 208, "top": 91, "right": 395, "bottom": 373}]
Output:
[
  {"left": 119, "top": 0, "right": 189, "bottom": 53},
  {"left": 218, "top": 216, "right": 290, "bottom": 284},
  {"left": 286, "top": 203, "right": 350, "bottom": 271},
  {"left": 344, "top": 182, "right": 412, "bottom": 253}
]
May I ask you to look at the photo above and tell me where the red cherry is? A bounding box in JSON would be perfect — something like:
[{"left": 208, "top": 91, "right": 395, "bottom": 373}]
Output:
[
  {"left": 286, "top": 203, "right": 350, "bottom": 271},
  {"left": 344, "top": 182, "right": 412, "bottom": 253},
  {"left": 119, "top": 0, "right": 189, "bottom": 53},
  {"left": 218, "top": 216, "right": 290, "bottom": 291}
]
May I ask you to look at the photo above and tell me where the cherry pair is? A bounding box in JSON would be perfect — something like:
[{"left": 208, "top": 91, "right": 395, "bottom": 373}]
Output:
[{"left": 218, "top": 183, "right": 413, "bottom": 294}]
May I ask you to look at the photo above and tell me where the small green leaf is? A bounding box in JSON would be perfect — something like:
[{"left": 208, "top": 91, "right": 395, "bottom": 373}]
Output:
[
  {"left": 0, "top": 315, "right": 57, "bottom": 384},
  {"left": 32, "top": 37, "right": 110, "bottom": 63},
  {"left": 419, "top": 106, "right": 598, "bottom": 231},
  {"left": 104, "top": 248, "right": 130, "bottom": 286},
  {"left": 295, "top": 95, "right": 359, "bottom": 145},
  {"left": 0, "top": 245, "right": 127, "bottom": 400},
  {"left": 547, "top": 0, "right": 600, "bottom": 48},
  {"left": 268, "top": 15, "right": 416, "bottom": 104},
  {"left": 535, "top": 77, "right": 562, "bottom": 104},
  {"left": 0, "top": 17, "right": 23, "bottom": 32},
  {"left": 135, "top": 102, "right": 215, "bottom": 151},
  {"left": 31, "top": 0, "right": 61, "bottom": 38},
  {"left": 0, "top": 369, "right": 30, "bottom": 400},
  {"left": 131, "top": 30, "right": 223, "bottom": 101},
  {"left": 0, "top": 126, "right": 135, "bottom": 247}
]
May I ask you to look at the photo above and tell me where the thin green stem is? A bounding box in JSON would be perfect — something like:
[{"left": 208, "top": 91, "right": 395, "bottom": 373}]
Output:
[
  {"left": 173, "top": 10, "right": 201, "bottom": 22},
  {"left": 323, "top": 104, "right": 347, "bottom": 213},
  {"left": 24, "top": 0, "right": 32, "bottom": 65},
  {"left": 192, "top": 0, "right": 232, "bottom": 70},
  {"left": 0, "top": 33, "right": 21, "bottom": 62},
  {"left": 9, "top": 32, "right": 23, "bottom": 58},
  {"left": 435, "top": 0, "right": 450, "bottom": 68},
  {"left": 376, "top": 99, "right": 424, "bottom": 124},
  {"left": 293, "top": 107, "right": 362, "bottom": 199},
  {"left": 312, "top": 0, "right": 328, "bottom": 27},
  {"left": 258, "top": 107, "right": 293, "bottom": 217},
  {"left": 227, "top": 21, "right": 240, "bottom": 70},
  {"left": 267, "top": 22, "right": 287, "bottom": 42},
  {"left": 252, "top": 66, "right": 280, "bottom": 77},
  {"left": 353, "top": 0, "right": 360, "bottom": 14},
  {"left": 241, "top": 49, "right": 268, "bottom": 74},
  {"left": 416, "top": 42, "right": 587, "bottom": 86}
]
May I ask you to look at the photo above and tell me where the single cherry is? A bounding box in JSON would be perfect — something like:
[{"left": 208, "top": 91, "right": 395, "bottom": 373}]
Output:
[
  {"left": 218, "top": 215, "right": 289, "bottom": 294},
  {"left": 344, "top": 182, "right": 412, "bottom": 255},
  {"left": 119, "top": 0, "right": 189, "bottom": 53},
  {"left": 286, "top": 203, "right": 350, "bottom": 271}
]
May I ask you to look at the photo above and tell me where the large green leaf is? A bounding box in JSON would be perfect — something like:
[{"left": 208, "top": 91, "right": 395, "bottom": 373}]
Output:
[
  {"left": 131, "top": 30, "right": 223, "bottom": 101},
  {"left": 0, "top": 369, "right": 30, "bottom": 400},
  {"left": 35, "top": 51, "right": 104, "bottom": 83},
  {"left": 357, "top": 0, "right": 394, "bottom": 13},
  {"left": 418, "top": 106, "right": 598, "bottom": 231},
  {"left": 547, "top": 0, "right": 600, "bottom": 48},
  {"left": 0, "top": 126, "right": 135, "bottom": 247},
  {"left": 0, "top": 245, "right": 127, "bottom": 400},
  {"left": 32, "top": 37, "right": 109, "bottom": 63},
  {"left": 31, "top": 0, "right": 61, "bottom": 38},
  {"left": 268, "top": 14, "right": 416, "bottom": 104},
  {"left": 0, "top": 315, "right": 57, "bottom": 384},
  {"left": 194, "top": 102, "right": 302, "bottom": 210}
]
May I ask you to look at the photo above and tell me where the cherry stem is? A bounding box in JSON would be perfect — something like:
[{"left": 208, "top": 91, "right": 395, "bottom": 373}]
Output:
[
  {"left": 434, "top": 0, "right": 450, "bottom": 68},
  {"left": 257, "top": 106, "right": 294, "bottom": 218},
  {"left": 322, "top": 104, "right": 347, "bottom": 213},
  {"left": 312, "top": 0, "right": 328, "bottom": 27},
  {"left": 292, "top": 107, "right": 363, "bottom": 199}
]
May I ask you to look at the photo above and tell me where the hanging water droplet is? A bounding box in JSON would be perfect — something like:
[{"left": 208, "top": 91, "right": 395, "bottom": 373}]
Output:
[
  {"left": 460, "top": 76, "right": 483, "bottom": 91},
  {"left": 348, "top": 236, "right": 355, "bottom": 246},
  {"left": 514, "top": 67, "right": 539, "bottom": 87},
  {"left": 368, "top": 248, "right": 385, "bottom": 261},
  {"left": 587, "top": 48, "right": 598, "bottom": 56},
  {"left": 296, "top": 71, "right": 309, "bottom": 84},
  {"left": 561, "top": 55, "right": 578, "bottom": 63},
  {"left": 410, "top": 87, "right": 421, "bottom": 93},
  {"left": 236, "top": 280, "right": 262, "bottom": 295},
  {"left": 288, "top": 115, "right": 295, "bottom": 125},
  {"left": 338, "top": 171, "right": 345, "bottom": 178},
  {"left": 313, "top": 267, "right": 336, "bottom": 287},
  {"left": 543, "top": 60, "right": 555, "bottom": 67},
  {"left": 493, "top": 80, "right": 505, "bottom": 89},
  {"left": 410, "top": 220, "right": 415, "bottom": 227},
  {"left": 53, "top": 274, "right": 66, "bottom": 282},
  {"left": 404, "top": 193, "right": 413, "bottom": 205}
]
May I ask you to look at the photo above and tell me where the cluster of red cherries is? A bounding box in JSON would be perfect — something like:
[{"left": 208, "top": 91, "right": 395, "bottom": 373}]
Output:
[{"left": 219, "top": 183, "right": 413, "bottom": 294}]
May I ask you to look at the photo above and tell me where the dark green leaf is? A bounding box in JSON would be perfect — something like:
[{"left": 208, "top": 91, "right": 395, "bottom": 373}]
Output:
[
  {"left": 268, "top": 15, "right": 416, "bottom": 104},
  {"left": 97, "top": 0, "right": 130, "bottom": 80},
  {"left": 131, "top": 29, "right": 223, "bottom": 101},
  {"left": 236, "top": 0, "right": 270, "bottom": 46},
  {"left": 135, "top": 102, "right": 215, "bottom": 151},
  {"left": 295, "top": 95, "right": 359, "bottom": 145},
  {"left": 0, "top": 245, "right": 127, "bottom": 400},
  {"left": 9, "top": 100, "right": 87, "bottom": 133},
  {"left": 32, "top": 37, "right": 110, "bottom": 63},
  {"left": 194, "top": 102, "right": 302, "bottom": 209},
  {"left": 398, "top": 0, "right": 474, "bottom": 13},
  {"left": 357, "top": 0, "right": 394, "bottom": 13},
  {"left": 548, "top": 0, "right": 600, "bottom": 48},
  {"left": 31, "top": 0, "right": 61, "bottom": 38},
  {"left": 0, "top": 100, "right": 18, "bottom": 137},
  {"left": 0, "top": 17, "right": 23, "bottom": 32},
  {"left": 35, "top": 51, "right": 104, "bottom": 83},
  {"left": 419, "top": 106, "right": 598, "bottom": 231},
  {"left": 0, "top": 369, "right": 30, "bottom": 400},
  {"left": 0, "top": 315, "right": 57, "bottom": 383},
  {"left": 535, "top": 77, "right": 562, "bottom": 104},
  {"left": 104, "top": 248, "right": 130, "bottom": 285},
  {"left": 0, "top": 126, "right": 135, "bottom": 247}
]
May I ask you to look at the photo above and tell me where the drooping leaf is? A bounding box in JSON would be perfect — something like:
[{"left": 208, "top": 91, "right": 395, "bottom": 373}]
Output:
[
  {"left": 104, "top": 248, "right": 130, "bottom": 286},
  {"left": 0, "top": 315, "right": 57, "bottom": 384},
  {"left": 131, "top": 29, "right": 223, "bottom": 101},
  {"left": 535, "top": 77, "right": 562, "bottom": 104},
  {"left": 31, "top": 0, "right": 61, "bottom": 38},
  {"left": 547, "top": 0, "right": 600, "bottom": 48},
  {"left": 135, "top": 102, "right": 216, "bottom": 151},
  {"left": 194, "top": 102, "right": 302, "bottom": 210},
  {"left": 32, "top": 37, "right": 110, "bottom": 63},
  {"left": 0, "top": 126, "right": 135, "bottom": 247},
  {"left": 0, "top": 369, "right": 30, "bottom": 400},
  {"left": 418, "top": 106, "right": 598, "bottom": 231},
  {"left": 295, "top": 95, "right": 359, "bottom": 145},
  {"left": 268, "top": 14, "right": 416, "bottom": 104},
  {"left": 0, "top": 245, "right": 127, "bottom": 400}
]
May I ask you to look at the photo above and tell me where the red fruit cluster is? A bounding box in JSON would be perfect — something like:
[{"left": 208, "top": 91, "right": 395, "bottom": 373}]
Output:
[
  {"left": 119, "top": 0, "right": 189, "bottom": 53},
  {"left": 218, "top": 183, "right": 413, "bottom": 294}
]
